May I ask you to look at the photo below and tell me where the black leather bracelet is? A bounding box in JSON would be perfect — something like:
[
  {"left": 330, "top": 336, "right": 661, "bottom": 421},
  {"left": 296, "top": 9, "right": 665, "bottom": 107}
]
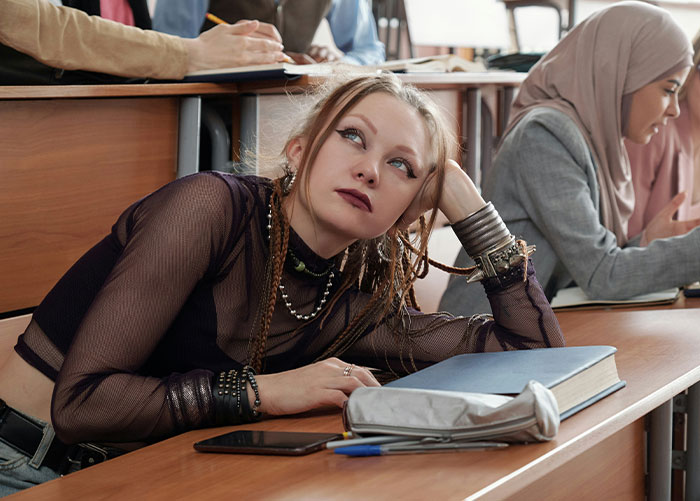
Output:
[
  {"left": 212, "top": 367, "right": 262, "bottom": 426},
  {"left": 213, "top": 369, "right": 240, "bottom": 426}
]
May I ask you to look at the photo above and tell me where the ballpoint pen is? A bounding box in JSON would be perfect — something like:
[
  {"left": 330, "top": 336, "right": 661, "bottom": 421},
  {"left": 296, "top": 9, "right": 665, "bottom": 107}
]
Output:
[
  {"left": 334, "top": 441, "right": 508, "bottom": 457},
  {"left": 325, "top": 435, "right": 417, "bottom": 449}
]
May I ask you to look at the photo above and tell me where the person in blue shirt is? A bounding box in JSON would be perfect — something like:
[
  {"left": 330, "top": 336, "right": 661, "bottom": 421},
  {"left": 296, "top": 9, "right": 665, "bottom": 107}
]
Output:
[{"left": 152, "top": 0, "right": 385, "bottom": 65}]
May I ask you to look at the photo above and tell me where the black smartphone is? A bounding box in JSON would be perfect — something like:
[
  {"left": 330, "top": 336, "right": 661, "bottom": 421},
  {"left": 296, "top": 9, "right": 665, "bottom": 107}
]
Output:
[
  {"left": 684, "top": 282, "right": 700, "bottom": 297},
  {"left": 193, "top": 430, "right": 343, "bottom": 456}
]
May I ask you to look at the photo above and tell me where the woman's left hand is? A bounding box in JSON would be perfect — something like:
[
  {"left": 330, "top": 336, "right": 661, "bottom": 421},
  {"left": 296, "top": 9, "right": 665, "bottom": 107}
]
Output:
[{"left": 400, "top": 159, "right": 486, "bottom": 227}]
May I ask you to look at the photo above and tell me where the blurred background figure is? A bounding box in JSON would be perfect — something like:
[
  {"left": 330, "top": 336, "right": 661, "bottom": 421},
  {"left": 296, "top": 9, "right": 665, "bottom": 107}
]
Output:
[
  {"left": 625, "top": 30, "right": 700, "bottom": 243},
  {"left": 152, "top": 0, "right": 385, "bottom": 65},
  {"left": 60, "top": 0, "right": 152, "bottom": 28}
]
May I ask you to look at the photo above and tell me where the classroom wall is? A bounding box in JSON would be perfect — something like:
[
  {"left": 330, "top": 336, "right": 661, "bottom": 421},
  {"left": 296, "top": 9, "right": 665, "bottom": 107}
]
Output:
[{"left": 517, "top": 0, "right": 700, "bottom": 53}]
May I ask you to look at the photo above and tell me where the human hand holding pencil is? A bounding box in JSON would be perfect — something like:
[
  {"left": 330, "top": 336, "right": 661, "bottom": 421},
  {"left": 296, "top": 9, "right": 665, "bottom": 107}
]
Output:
[{"left": 204, "top": 13, "right": 295, "bottom": 64}]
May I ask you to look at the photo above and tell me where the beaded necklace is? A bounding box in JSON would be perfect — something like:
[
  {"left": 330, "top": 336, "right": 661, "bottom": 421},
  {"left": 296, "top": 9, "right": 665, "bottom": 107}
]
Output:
[{"left": 267, "top": 202, "right": 335, "bottom": 322}]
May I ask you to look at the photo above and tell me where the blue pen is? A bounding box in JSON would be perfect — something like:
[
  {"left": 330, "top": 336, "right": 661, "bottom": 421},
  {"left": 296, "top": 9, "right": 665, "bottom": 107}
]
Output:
[
  {"left": 325, "top": 435, "right": 415, "bottom": 449},
  {"left": 334, "top": 441, "right": 508, "bottom": 456}
]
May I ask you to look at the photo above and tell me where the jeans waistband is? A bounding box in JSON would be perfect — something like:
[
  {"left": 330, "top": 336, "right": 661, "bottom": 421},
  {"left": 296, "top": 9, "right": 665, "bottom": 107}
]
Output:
[{"left": 0, "top": 398, "right": 123, "bottom": 475}]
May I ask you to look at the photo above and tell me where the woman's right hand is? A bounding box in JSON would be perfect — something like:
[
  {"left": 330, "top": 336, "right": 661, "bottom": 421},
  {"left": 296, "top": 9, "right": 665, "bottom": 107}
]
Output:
[
  {"left": 253, "top": 358, "right": 380, "bottom": 415},
  {"left": 438, "top": 160, "right": 486, "bottom": 223},
  {"left": 184, "top": 20, "right": 286, "bottom": 73},
  {"left": 641, "top": 192, "right": 700, "bottom": 245}
]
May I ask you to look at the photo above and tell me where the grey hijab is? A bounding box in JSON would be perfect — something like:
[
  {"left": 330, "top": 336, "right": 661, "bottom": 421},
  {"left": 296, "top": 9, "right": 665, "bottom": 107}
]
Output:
[{"left": 505, "top": 1, "right": 692, "bottom": 244}]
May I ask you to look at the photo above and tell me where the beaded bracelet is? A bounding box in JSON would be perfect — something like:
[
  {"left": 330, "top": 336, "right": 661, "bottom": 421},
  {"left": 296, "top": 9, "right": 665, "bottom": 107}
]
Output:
[{"left": 240, "top": 366, "right": 262, "bottom": 419}]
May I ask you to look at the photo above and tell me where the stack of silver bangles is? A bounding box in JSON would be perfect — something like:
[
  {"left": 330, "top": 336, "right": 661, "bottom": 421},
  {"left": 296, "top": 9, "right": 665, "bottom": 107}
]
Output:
[{"left": 450, "top": 202, "right": 534, "bottom": 284}]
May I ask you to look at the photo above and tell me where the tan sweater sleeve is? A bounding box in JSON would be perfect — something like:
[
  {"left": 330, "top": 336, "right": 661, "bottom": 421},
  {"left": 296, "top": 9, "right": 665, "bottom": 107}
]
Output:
[{"left": 0, "top": 0, "right": 189, "bottom": 79}]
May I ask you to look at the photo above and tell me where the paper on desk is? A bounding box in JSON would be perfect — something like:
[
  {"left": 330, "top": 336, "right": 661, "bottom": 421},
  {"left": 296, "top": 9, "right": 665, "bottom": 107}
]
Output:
[{"left": 550, "top": 286, "right": 680, "bottom": 309}]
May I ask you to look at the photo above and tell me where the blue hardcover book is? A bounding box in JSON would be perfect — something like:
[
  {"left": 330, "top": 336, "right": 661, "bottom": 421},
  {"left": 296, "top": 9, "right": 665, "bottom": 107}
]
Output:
[{"left": 386, "top": 346, "right": 626, "bottom": 420}]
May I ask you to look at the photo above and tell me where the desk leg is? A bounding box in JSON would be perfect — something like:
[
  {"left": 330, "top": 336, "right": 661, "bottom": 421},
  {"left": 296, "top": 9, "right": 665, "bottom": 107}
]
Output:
[
  {"left": 499, "top": 86, "right": 515, "bottom": 137},
  {"left": 686, "top": 383, "right": 700, "bottom": 498},
  {"left": 178, "top": 97, "right": 202, "bottom": 178},
  {"left": 465, "top": 88, "right": 482, "bottom": 185},
  {"left": 202, "top": 103, "right": 230, "bottom": 172},
  {"left": 649, "top": 399, "right": 673, "bottom": 501},
  {"left": 239, "top": 95, "right": 260, "bottom": 174}
]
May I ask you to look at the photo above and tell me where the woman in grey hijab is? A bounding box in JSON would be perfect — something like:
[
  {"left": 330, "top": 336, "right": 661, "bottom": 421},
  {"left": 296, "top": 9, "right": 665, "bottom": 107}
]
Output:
[{"left": 440, "top": 1, "right": 698, "bottom": 316}]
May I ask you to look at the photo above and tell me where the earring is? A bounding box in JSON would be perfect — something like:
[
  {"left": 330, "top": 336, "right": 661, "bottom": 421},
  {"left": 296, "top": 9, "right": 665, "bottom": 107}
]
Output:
[
  {"left": 283, "top": 170, "right": 297, "bottom": 195},
  {"left": 376, "top": 236, "right": 390, "bottom": 262},
  {"left": 376, "top": 233, "right": 404, "bottom": 262}
]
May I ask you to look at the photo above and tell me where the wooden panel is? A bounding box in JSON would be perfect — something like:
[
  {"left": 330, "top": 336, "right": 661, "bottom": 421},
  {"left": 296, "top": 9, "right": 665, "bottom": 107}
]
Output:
[
  {"left": 513, "top": 418, "right": 646, "bottom": 501},
  {"left": 0, "top": 83, "right": 238, "bottom": 99},
  {"left": 0, "top": 98, "right": 178, "bottom": 313}
]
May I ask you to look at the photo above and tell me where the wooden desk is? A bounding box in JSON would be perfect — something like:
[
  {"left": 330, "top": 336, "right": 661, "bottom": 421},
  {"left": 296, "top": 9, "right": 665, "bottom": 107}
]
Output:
[
  {"left": 0, "top": 83, "right": 240, "bottom": 314},
  {"left": 9, "top": 308, "right": 700, "bottom": 500},
  {"left": 0, "top": 74, "right": 522, "bottom": 315}
]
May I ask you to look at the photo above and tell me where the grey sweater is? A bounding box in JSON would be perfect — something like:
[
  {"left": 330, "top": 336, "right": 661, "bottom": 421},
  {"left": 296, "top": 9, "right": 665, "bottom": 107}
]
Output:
[{"left": 439, "top": 107, "right": 700, "bottom": 317}]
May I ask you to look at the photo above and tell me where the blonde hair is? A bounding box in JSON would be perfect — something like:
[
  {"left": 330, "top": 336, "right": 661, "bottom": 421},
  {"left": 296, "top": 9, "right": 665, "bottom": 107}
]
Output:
[{"left": 248, "top": 73, "right": 459, "bottom": 371}]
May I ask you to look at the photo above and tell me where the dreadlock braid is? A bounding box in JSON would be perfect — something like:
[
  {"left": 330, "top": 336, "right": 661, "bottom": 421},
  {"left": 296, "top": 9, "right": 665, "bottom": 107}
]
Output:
[{"left": 249, "top": 180, "right": 290, "bottom": 373}]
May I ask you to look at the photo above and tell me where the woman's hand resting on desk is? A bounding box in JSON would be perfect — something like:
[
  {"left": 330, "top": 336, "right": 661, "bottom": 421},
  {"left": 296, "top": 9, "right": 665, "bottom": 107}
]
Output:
[
  {"left": 252, "top": 358, "right": 380, "bottom": 415},
  {"left": 184, "top": 20, "right": 287, "bottom": 73},
  {"left": 641, "top": 192, "right": 700, "bottom": 246},
  {"left": 401, "top": 159, "right": 486, "bottom": 227}
]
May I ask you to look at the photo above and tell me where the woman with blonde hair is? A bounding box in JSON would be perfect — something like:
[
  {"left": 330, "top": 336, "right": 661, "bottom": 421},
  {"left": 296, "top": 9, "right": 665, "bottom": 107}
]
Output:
[{"left": 0, "top": 72, "right": 563, "bottom": 495}]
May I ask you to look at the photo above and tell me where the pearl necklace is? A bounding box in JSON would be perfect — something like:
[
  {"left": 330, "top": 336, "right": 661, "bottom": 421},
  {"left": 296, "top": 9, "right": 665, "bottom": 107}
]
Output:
[{"left": 267, "top": 202, "right": 335, "bottom": 322}]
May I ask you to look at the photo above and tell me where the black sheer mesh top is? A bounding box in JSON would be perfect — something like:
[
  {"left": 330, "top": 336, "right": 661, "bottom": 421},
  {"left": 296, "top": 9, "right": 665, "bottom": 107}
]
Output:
[{"left": 15, "top": 173, "right": 563, "bottom": 444}]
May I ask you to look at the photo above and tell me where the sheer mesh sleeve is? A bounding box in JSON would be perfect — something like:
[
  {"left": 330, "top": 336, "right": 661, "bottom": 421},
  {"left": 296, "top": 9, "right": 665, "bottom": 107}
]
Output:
[
  {"left": 343, "top": 261, "right": 565, "bottom": 375},
  {"left": 51, "top": 173, "right": 242, "bottom": 444}
]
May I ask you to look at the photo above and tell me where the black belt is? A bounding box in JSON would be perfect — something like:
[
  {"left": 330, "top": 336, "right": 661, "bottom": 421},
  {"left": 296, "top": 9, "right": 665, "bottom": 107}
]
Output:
[{"left": 0, "top": 398, "right": 123, "bottom": 475}]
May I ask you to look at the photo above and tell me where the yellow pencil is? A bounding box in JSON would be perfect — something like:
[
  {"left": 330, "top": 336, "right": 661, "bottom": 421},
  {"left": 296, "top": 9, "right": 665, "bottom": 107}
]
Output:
[
  {"left": 206, "top": 12, "right": 227, "bottom": 25},
  {"left": 206, "top": 13, "right": 295, "bottom": 63}
]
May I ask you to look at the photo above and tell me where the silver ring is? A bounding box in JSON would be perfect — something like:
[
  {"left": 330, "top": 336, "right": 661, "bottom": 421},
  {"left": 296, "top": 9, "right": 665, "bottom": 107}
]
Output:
[{"left": 343, "top": 365, "right": 354, "bottom": 377}]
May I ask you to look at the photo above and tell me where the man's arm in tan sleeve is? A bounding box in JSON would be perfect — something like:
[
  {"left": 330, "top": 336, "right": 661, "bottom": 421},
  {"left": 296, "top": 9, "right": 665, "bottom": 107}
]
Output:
[{"left": 0, "top": 0, "right": 188, "bottom": 79}]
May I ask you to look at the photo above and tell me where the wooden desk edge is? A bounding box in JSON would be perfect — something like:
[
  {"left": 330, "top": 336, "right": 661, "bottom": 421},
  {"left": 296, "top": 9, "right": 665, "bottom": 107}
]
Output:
[
  {"left": 0, "top": 72, "right": 526, "bottom": 100},
  {"left": 473, "top": 370, "right": 700, "bottom": 499},
  {"left": 0, "top": 82, "right": 239, "bottom": 99}
]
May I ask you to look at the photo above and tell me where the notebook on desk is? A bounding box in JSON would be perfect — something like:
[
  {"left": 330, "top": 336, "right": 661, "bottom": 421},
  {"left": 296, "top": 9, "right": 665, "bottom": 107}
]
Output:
[
  {"left": 182, "top": 61, "right": 337, "bottom": 82},
  {"left": 182, "top": 56, "right": 489, "bottom": 83},
  {"left": 550, "top": 286, "right": 680, "bottom": 310},
  {"left": 386, "top": 346, "right": 626, "bottom": 420}
]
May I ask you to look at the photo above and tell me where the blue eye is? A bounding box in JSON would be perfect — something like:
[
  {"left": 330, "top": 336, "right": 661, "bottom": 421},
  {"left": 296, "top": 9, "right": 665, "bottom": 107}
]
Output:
[
  {"left": 337, "top": 128, "right": 364, "bottom": 147},
  {"left": 389, "top": 158, "right": 416, "bottom": 179},
  {"left": 389, "top": 159, "right": 407, "bottom": 171}
]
